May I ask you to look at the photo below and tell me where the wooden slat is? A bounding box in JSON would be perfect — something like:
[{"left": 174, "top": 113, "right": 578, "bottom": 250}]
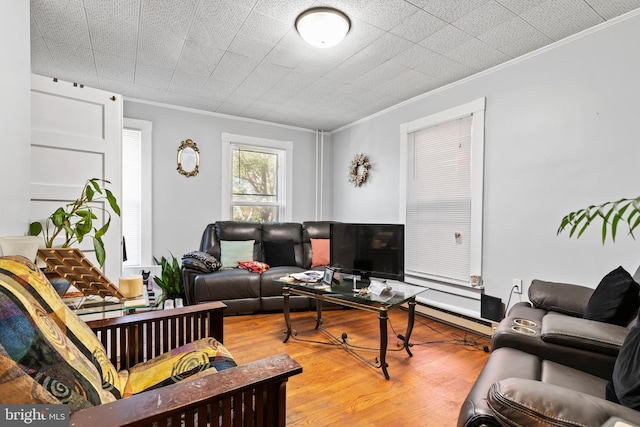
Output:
[
  {"left": 85, "top": 301, "right": 227, "bottom": 367},
  {"left": 37, "top": 247, "right": 123, "bottom": 298}
]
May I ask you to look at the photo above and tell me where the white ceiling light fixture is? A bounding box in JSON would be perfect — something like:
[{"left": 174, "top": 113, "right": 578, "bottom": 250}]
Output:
[{"left": 295, "top": 7, "right": 351, "bottom": 48}]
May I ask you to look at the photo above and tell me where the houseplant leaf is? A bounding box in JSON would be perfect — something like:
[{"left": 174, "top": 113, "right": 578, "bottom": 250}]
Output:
[
  {"left": 85, "top": 185, "right": 94, "bottom": 202},
  {"left": 105, "top": 189, "right": 121, "bottom": 216},
  {"left": 93, "top": 236, "right": 106, "bottom": 268},
  {"left": 559, "top": 196, "right": 640, "bottom": 243}
]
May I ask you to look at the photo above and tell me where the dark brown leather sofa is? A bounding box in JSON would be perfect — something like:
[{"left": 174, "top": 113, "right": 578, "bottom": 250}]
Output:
[
  {"left": 459, "top": 275, "right": 640, "bottom": 427},
  {"left": 182, "top": 221, "right": 336, "bottom": 313}
]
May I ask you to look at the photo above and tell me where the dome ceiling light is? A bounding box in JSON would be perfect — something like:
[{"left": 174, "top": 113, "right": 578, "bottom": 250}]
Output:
[{"left": 295, "top": 7, "right": 351, "bottom": 48}]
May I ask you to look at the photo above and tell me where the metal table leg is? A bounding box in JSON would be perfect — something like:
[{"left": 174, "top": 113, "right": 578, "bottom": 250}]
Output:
[
  {"left": 315, "top": 298, "right": 323, "bottom": 329},
  {"left": 283, "top": 286, "right": 292, "bottom": 343},
  {"left": 403, "top": 297, "right": 417, "bottom": 357},
  {"left": 379, "top": 308, "right": 390, "bottom": 380}
]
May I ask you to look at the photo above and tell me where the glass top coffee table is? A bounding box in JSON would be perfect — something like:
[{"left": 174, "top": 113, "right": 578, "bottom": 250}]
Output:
[{"left": 280, "top": 277, "right": 426, "bottom": 379}]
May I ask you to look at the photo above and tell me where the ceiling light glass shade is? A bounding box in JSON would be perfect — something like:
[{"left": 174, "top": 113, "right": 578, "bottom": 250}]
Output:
[{"left": 295, "top": 7, "right": 350, "bottom": 48}]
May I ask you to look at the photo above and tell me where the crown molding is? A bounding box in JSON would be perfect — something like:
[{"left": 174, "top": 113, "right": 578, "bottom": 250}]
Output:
[
  {"left": 331, "top": 7, "right": 640, "bottom": 134},
  {"left": 124, "top": 96, "right": 320, "bottom": 134}
]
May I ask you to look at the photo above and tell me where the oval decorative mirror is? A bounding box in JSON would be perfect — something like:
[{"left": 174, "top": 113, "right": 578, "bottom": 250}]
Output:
[{"left": 177, "top": 139, "right": 200, "bottom": 177}]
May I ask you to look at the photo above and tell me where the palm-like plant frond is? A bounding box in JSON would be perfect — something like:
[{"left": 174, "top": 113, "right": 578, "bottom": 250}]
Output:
[{"left": 557, "top": 196, "right": 640, "bottom": 243}]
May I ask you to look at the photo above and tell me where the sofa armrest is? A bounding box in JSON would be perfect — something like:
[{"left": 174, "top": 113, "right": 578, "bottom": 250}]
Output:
[
  {"left": 488, "top": 378, "right": 640, "bottom": 427},
  {"left": 182, "top": 264, "right": 203, "bottom": 305},
  {"left": 70, "top": 353, "right": 303, "bottom": 427},
  {"left": 86, "top": 301, "right": 226, "bottom": 369},
  {"left": 541, "top": 313, "right": 628, "bottom": 356},
  {"left": 529, "top": 279, "right": 594, "bottom": 317}
]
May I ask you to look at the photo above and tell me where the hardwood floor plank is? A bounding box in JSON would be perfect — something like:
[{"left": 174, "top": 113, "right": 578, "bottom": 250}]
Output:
[{"left": 223, "top": 308, "right": 490, "bottom": 426}]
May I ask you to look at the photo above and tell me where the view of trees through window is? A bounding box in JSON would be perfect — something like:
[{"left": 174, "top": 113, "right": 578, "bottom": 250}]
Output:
[{"left": 232, "top": 146, "right": 279, "bottom": 222}]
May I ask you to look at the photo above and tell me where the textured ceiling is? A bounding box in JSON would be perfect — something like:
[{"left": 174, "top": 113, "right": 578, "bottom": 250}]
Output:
[{"left": 30, "top": 0, "right": 640, "bottom": 131}]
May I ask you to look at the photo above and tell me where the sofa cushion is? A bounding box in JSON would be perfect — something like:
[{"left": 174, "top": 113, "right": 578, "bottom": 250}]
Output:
[
  {"left": 220, "top": 240, "right": 255, "bottom": 269},
  {"left": 182, "top": 251, "right": 222, "bottom": 273},
  {"left": 238, "top": 261, "right": 269, "bottom": 274},
  {"left": 0, "top": 257, "right": 120, "bottom": 412},
  {"left": 122, "top": 337, "right": 236, "bottom": 396},
  {"left": 202, "top": 222, "right": 262, "bottom": 261},
  {"left": 584, "top": 266, "right": 640, "bottom": 326},
  {"left": 264, "top": 240, "right": 296, "bottom": 267},
  {"left": 310, "top": 238, "right": 330, "bottom": 268},
  {"left": 529, "top": 279, "right": 594, "bottom": 317},
  {"left": 607, "top": 324, "right": 640, "bottom": 409}
]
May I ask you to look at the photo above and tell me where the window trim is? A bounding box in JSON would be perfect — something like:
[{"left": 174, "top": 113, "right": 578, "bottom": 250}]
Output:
[
  {"left": 123, "top": 118, "right": 153, "bottom": 266},
  {"left": 221, "top": 133, "right": 293, "bottom": 221},
  {"left": 399, "top": 98, "right": 485, "bottom": 288}
]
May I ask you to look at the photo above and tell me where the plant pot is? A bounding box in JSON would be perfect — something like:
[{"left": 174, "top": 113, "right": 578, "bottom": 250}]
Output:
[{"left": 0, "top": 236, "right": 41, "bottom": 263}]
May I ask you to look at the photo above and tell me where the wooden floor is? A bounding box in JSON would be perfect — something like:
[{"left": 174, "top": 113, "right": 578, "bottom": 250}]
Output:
[{"left": 222, "top": 307, "right": 491, "bottom": 426}]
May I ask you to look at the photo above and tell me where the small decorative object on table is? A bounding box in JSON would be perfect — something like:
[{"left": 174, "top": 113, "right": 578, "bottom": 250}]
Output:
[{"left": 141, "top": 270, "right": 156, "bottom": 306}]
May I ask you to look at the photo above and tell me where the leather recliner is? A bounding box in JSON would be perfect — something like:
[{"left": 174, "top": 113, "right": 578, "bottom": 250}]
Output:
[
  {"left": 460, "top": 346, "right": 640, "bottom": 427},
  {"left": 493, "top": 279, "right": 633, "bottom": 378},
  {"left": 459, "top": 272, "right": 640, "bottom": 427}
]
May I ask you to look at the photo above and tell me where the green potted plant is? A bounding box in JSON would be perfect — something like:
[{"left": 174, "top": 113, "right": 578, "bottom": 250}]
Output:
[
  {"left": 557, "top": 196, "right": 640, "bottom": 242},
  {"left": 28, "top": 178, "right": 120, "bottom": 268},
  {"left": 153, "top": 253, "right": 184, "bottom": 307}
]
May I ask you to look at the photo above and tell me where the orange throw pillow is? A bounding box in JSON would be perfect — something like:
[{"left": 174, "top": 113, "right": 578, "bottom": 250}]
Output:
[{"left": 310, "top": 238, "right": 330, "bottom": 267}]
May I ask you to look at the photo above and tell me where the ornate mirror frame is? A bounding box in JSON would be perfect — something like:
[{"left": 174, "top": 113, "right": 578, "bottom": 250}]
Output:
[{"left": 177, "top": 139, "right": 200, "bottom": 177}]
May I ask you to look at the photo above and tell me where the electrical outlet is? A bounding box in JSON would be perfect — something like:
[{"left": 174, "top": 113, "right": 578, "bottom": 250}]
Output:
[{"left": 513, "top": 278, "right": 523, "bottom": 294}]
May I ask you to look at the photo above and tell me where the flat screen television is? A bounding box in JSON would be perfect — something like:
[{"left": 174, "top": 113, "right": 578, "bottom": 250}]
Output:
[{"left": 330, "top": 223, "right": 404, "bottom": 282}]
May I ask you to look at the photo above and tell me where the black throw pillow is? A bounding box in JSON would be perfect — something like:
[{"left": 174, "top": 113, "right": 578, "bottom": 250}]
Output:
[
  {"left": 182, "top": 251, "right": 222, "bottom": 273},
  {"left": 606, "top": 322, "right": 640, "bottom": 408},
  {"left": 264, "top": 240, "right": 296, "bottom": 267},
  {"left": 583, "top": 266, "right": 640, "bottom": 326}
]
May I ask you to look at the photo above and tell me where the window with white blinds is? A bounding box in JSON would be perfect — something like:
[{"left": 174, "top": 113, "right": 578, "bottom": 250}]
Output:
[
  {"left": 407, "top": 116, "right": 472, "bottom": 283},
  {"left": 122, "top": 128, "right": 142, "bottom": 266},
  {"left": 400, "top": 98, "right": 485, "bottom": 288},
  {"left": 122, "top": 118, "right": 152, "bottom": 267}
]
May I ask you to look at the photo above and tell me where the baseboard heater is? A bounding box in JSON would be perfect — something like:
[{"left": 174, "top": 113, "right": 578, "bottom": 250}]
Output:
[{"left": 410, "top": 301, "right": 495, "bottom": 336}]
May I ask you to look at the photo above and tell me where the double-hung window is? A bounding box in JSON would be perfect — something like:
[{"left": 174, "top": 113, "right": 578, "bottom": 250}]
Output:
[
  {"left": 221, "top": 133, "right": 292, "bottom": 222},
  {"left": 400, "top": 98, "right": 485, "bottom": 288},
  {"left": 122, "top": 118, "right": 152, "bottom": 267}
]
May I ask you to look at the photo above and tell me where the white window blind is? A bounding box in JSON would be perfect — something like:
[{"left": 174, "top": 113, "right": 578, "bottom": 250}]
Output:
[
  {"left": 406, "top": 115, "right": 472, "bottom": 284},
  {"left": 122, "top": 128, "right": 142, "bottom": 266}
]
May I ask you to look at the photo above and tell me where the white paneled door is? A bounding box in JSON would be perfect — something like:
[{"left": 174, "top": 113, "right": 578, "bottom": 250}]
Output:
[{"left": 30, "top": 74, "right": 123, "bottom": 283}]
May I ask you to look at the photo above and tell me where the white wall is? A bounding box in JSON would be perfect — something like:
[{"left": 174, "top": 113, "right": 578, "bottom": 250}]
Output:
[
  {"left": 123, "top": 101, "right": 332, "bottom": 260},
  {"left": 0, "top": 2, "right": 30, "bottom": 235},
  {"left": 331, "top": 12, "right": 640, "bottom": 317}
]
